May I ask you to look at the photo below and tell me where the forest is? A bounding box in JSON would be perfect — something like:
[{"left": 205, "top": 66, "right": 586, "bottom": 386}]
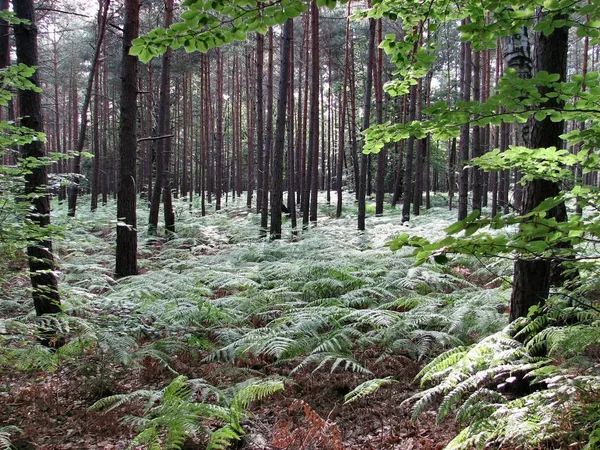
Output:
[{"left": 2, "top": 0, "right": 600, "bottom": 448}]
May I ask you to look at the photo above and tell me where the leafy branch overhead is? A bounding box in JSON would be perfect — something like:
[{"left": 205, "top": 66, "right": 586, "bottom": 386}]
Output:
[
  {"left": 130, "top": 0, "right": 342, "bottom": 62},
  {"left": 365, "top": 70, "right": 600, "bottom": 153}
]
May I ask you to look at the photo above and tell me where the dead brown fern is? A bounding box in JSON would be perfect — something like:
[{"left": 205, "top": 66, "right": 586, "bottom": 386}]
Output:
[{"left": 270, "top": 400, "right": 344, "bottom": 450}]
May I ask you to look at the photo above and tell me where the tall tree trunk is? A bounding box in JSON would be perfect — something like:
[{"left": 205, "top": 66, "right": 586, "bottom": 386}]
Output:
[
  {"left": 457, "top": 29, "right": 472, "bottom": 221},
  {"left": 246, "top": 49, "right": 255, "bottom": 209},
  {"left": 471, "top": 49, "right": 483, "bottom": 213},
  {"left": 336, "top": 3, "right": 352, "bottom": 218},
  {"left": 509, "top": 12, "right": 568, "bottom": 321},
  {"left": 67, "top": 0, "right": 110, "bottom": 217},
  {"left": 270, "top": 18, "right": 293, "bottom": 239},
  {"left": 401, "top": 84, "right": 417, "bottom": 223},
  {"left": 256, "top": 34, "right": 265, "bottom": 216},
  {"left": 215, "top": 49, "right": 223, "bottom": 211},
  {"left": 287, "top": 21, "right": 297, "bottom": 235},
  {"left": 261, "top": 30, "right": 274, "bottom": 234},
  {"left": 309, "top": 2, "right": 320, "bottom": 224},
  {"left": 115, "top": 0, "right": 140, "bottom": 278},
  {"left": 413, "top": 79, "right": 423, "bottom": 216},
  {"left": 13, "top": 0, "right": 62, "bottom": 324},
  {"left": 358, "top": 17, "right": 376, "bottom": 231},
  {"left": 91, "top": 59, "right": 100, "bottom": 211},
  {"left": 374, "top": 18, "right": 386, "bottom": 216},
  {"left": 148, "top": 0, "right": 174, "bottom": 235}
]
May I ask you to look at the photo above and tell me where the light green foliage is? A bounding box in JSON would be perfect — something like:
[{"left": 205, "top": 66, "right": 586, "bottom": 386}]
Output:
[
  {"left": 405, "top": 299, "right": 600, "bottom": 449},
  {"left": 91, "top": 375, "right": 284, "bottom": 450},
  {"left": 385, "top": 146, "right": 600, "bottom": 277},
  {"left": 0, "top": 426, "right": 21, "bottom": 450},
  {"left": 0, "top": 64, "right": 56, "bottom": 273},
  {"left": 131, "top": 0, "right": 347, "bottom": 62},
  {"left": 343, "top": 377, "right": 397, "bottom": 404}
]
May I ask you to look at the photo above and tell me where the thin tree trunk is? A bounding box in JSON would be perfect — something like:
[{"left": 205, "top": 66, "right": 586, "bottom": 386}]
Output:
[
  {"left": 270, "top": 18, "right": 293, "bottom": 239},
  {"left": 457, "top": 29, "right": 472, "bottom": 221},
  {"left": 375, "top": 18, "right": 386, "bottom": 216},
  {"left": 246, "top": 49, "right": 255, "bottom": 209},
  {"left": 216, "top": 49, "right": 224, "bottom": 211},
  {"left": 402, "top": 84, "right": 417, "bottom": 223},
  {"left": 261, "top": 30, "right": 274, "bottom": 233},
  {"left": 358, "top": 17, "right": 376, "bottom": 231},
  {"left": 309, "top": 2, "right": 320, "bottom": 224},
  {"left": 67, "top": 0, "right": 110, "bottom": 217},
  {"left": 287, "top": 19, "right": 297, "bottom": 235},
  {"left": 471, "top": 49, "right": 483, "bottom": 213},
  {"left": 336, "top": 3, "right": 352, "bottom": 218},
  {"left": 148, "top": 0, "right": 174, "bottom": 235},
  {"left": 256, "top": 34, "right": 265, "bottom": 216}
]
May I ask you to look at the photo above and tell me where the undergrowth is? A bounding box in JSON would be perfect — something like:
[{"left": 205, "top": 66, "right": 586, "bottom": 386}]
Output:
[{"left": 1, "top": 193, "right": 519, "bottom": 449}]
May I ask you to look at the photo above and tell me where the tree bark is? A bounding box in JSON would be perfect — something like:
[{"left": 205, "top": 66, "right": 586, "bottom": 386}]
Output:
[
  {"left": 13, "top": 0, "right": 62, "bottom": 324},
  {"left": 375, "top": 19, "right": 386, "bottom": 216},
  {"left": 457, "top": 28, "right": 472, "bottom": 221},
  {"left": 270, "top": 18, "right": 293, "bottom": 239},
  {"left": 336, "top": 4, "right": 351, "bottom": 218},
  {"left": 509, "top": 12, "right": 568, "bottom": 321},
  {"left": 115, "top": 0, "right": 140, "bottom": 278},
  {"left": 67, "top": 0, "right": 110, "bottom": 217},
  {"left": 358, "top": 17, "right": 376, "bottom": 231},
  {"left": 309, "top": 1, "right": 320, "bottom": 224}
]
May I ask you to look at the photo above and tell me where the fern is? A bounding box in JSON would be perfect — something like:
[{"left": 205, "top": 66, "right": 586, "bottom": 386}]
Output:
[
  {"left": 343, "top": 377, "right": 397, "bottom": 404},
  {"left": 0, "top": 426, "right": 20, "bottom": 450},
  {"left": 91, "top": 375, "right": 284, "bottom": 450}
]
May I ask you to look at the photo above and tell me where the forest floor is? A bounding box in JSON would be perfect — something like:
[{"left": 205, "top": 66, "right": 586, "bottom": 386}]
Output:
[
  {"left": 1, "top": 344, "right": 457, "bottom": 449},
  {"left": 0, "top": 194, "right": 508, "bottom": 449}
]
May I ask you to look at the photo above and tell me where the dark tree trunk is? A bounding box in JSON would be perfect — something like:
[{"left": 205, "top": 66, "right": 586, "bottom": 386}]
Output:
[
  {"left": 413, "top": 79, "right": 423, "bottom": 216},
  {"left": 115, "top": 0, "right": 140, "bottom": 278},
  {"left": 471, "top": 49, "right": 483, "bottom": 213},
  {"left": 287, "top": 20, "right": 297, "bottom": 234},
  {"left": 67, "top": 0, "right": 110, "bottom": 217},
  {"left": 309, "top": 2, "right": 320, "bottom": 224},
  {"left": 336, "top": 3, "right": 351, "bottom": 218},
  {"left": 374, "top": 19, "right": 385, "bottom": 216},
  {"left": 13, "top": 0, "right": 62, "bottom": 322},
  {"left": 216, "top": 49, "right": 223, "bottom": 211},
  {"left": 148, "top": 0, "right": 174, "bottom": 236},
  {"left": 358, "top": 17, "right": 376, "bottom": 231},
  {"left": 245, "top": 49, "right": 255, "bottom": 209},
  {"left": 270, "top": 18, "right": 293, "bottom": 239},
  {"left": 448, "top": 137, "right": 457, "bottom": 210},
  {"left": 457, "top": 31, "right": 472, "bottom": 221},
  {"left": 261, "top": 30, "right": 274, "bottom": 234},
  {"left": 256, "top": 34, "right": 265, "bottom": 216},
  {"left": 401, "top": 84, "right": 417, "bottom": 223},
  {"left": 509, "top": 12, "right": 568, "bottom": 321}
]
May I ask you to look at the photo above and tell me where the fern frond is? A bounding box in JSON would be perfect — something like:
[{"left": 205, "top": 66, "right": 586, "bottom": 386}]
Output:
[
  {"left": 416, "top": 346, "right": 470, "bottom": 385},
  {"left": 0, "top": 426, "right": 21, "bottom": 450},
  {"left": 206, "top": 424, "right": 242, "bottom": 450},
  {"left": 343, "top": 377, "right": 397, "bottom": 404}
]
